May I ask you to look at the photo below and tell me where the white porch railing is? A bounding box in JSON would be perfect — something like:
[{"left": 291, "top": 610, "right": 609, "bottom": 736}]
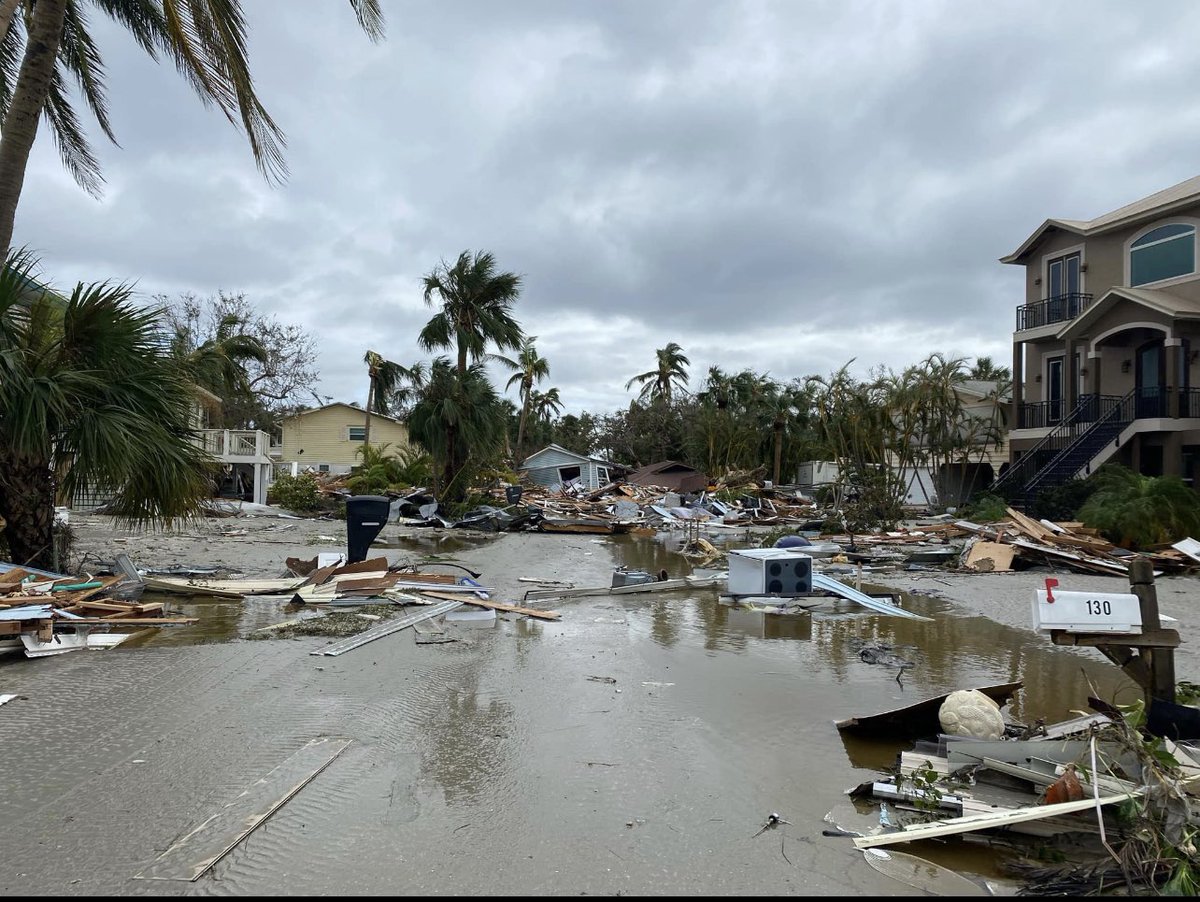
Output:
[{"left": 193, "top": 429, "right": 273, "bottom": 461}]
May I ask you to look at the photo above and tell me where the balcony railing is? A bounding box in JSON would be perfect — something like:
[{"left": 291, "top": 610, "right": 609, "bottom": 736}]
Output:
[
  {"left": 193, "top": 429, "right": 271, "bottom": 460},
  {"left": 1016, "top": 292, "right": 1093, "bottom": 331},
  {"left": 1018, "top": 390, "right": 1200, "bottom": 428}
]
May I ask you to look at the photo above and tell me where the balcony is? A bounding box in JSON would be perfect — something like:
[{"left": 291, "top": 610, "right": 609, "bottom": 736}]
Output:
[
  {"left": 1016, "top": 292, "right": 1093, "bottom": 331},
  {"left": 1017, "top": 391, "right": 1200, "bottom": 429},
  {"left": 193, "top": 429, "right": 274, "bottom": 462}
]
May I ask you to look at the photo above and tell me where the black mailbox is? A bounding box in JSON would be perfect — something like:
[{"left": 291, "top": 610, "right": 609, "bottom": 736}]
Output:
[{"left": 345, "top": 494, "right": 391, "bottom": 563}]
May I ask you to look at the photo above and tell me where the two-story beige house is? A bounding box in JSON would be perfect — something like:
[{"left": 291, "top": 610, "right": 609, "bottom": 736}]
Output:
[
  {"left": 998, "top": 175, "right": 1200, "bottom": 505},
  {"left": 278, "top": 402, "right": 410, "bottom": 476}
]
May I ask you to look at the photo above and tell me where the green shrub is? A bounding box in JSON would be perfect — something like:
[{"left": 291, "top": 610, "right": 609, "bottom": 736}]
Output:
[
  {"left": 1028, "top": 477, "right": 1097, "bottom": 522},
  {"left": 268, "top": 472, "right": 321, "bottom": 511},
  {"left": 1078, "top": 464, "right": 1200, "bottom": 549},
  {"left": 960, "top": 491, "right": 1008, "bottom": 523},
  {"left": 347, "top": 443, "right": 432, "bottom": 495}
]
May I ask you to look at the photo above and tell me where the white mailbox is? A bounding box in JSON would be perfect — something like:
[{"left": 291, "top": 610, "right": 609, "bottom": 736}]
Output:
[{"left": 1031, "top": 589, "right": 1143, "bottom": 634}]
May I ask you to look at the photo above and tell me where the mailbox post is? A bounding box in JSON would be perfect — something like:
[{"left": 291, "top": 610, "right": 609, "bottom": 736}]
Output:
[{"left": 1039, "top": 561, "right": 1179, "bottom": 704}]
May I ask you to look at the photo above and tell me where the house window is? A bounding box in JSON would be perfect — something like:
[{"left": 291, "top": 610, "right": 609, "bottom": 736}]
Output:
[
  {"left": 558, "top": 465, "right": 582, "bottom": 485},
  {"left": 319, "top": 464, "right": 330, "bottom": 473},
  {"left": 347, "top": 425, "right": 367, "bottom": 441},
  {"left": 1131, "top": 223, "right": 1196, "bottom": 286},
  {"left": 597, "top": 466, "right": 609, "bottom": 484}
]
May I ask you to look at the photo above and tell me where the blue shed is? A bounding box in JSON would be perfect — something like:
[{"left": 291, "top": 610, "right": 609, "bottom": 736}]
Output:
[{"left": 518, "top": 444, "right": 619, "bottom": 491}]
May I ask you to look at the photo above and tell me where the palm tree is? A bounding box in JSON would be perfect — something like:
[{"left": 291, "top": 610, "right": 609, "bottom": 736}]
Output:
[
  {"left": 969, "top": 356, "right": 1011, "bottom": 382},
  {"left": 0, "top": 0, "right": 385, "bottom": 254},
  {"left": 363, "top": 350, "right": 399, "bottom": 448},
  {"left": 419, "top": 250, "right": 524, "bottom": 378},
  {"left": 493, "top": 335, "right": 549, "bottom": 455},
  {"left": 407, "top": 358, "right": 506, "bottom": 502},
  {"left": 418, "top": 250, "right": 523, "bottom": 498},
  {"left": 172, "top": 312, "right": 268, "bottom": 407},
  {"left": 0, "top": 250, "right": 214, "bottom": 569},
  {"left": 530, "top": 386, "right": 563, "bottom": 426},
  {"left": 625, "top": 342, "right": 690, "bottom": 405}
]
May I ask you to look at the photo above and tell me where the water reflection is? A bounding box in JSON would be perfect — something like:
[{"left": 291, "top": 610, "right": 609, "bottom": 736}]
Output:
[{"left": 608, "top": 537, "right": 1136, "bottom": 729}]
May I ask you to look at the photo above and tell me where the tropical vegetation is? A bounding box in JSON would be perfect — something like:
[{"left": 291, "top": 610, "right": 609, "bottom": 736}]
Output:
[
  {"left": 1078, "top": 464, "right": 1200, "bottom": 549},
  {"left": 0, "top": 251, "right": 214, "bottom": 569}
]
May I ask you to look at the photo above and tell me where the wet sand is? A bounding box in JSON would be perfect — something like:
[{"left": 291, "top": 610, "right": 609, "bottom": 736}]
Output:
[{"left": 1, "top": 513, "right": 1196, "bottom": 895}]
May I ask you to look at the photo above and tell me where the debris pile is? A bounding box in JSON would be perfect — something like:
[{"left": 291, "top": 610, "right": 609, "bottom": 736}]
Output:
[
  {"left": 0, "top": 560, "right": 196, "bottom": 658},
  {"left": 835, "top": 684, "right": 1200, "bottom": 895},
  {"left": 955, "top": 506, "right": 1199, "bottom": 576}
]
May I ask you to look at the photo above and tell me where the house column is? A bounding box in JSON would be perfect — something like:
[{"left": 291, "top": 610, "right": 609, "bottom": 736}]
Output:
[
  {"left": 1165, "top": 432, "right": 1184, "bottom": 478},
  {"left": 1166, "top": 338, "right": 1184, "bottom": 418},
  {"left": 1065, "top": 338, "right": 1078, "bottom": 417},
  {"left": 1088, "top": 350, "right": 1102, "bottom": 415},
  {"left": 1011, "top": 342, "right": 1024, "bottom": 427}
]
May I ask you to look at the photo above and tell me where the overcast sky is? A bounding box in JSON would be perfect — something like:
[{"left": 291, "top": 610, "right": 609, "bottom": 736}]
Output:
[{"left": 15, "top": 1, "right": 1200, "bottom": 415}]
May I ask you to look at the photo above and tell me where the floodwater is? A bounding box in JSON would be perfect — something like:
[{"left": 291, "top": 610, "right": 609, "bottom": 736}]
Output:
[{"left": 0, "top": 530, "right": 1130, "bottom": 896}]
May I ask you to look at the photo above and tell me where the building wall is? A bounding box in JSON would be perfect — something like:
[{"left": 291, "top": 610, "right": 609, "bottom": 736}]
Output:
[
  {"left": 520, "top": 447, "right": 605, "bottom": 489},
  {"left": 279, "top": 405, "right": 410, "bottom": 471}
]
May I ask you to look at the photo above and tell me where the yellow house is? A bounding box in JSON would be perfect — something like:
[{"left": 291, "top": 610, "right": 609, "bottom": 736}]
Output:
[{"left": 279, "top": 402, "right": 410, "bottom": 475}]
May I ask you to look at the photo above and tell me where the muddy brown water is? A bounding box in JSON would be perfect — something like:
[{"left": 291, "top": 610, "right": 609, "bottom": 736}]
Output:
[{"left": 0, "top": 530, "right": 1138, "bottom": 895}]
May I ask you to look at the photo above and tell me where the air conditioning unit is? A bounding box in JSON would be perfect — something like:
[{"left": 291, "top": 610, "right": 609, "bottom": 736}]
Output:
[{"left": 728, "top": 548, "right": 813, "bottom": 596}]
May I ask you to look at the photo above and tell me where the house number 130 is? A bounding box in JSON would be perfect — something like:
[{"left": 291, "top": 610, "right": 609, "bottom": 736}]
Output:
[{"left": 1086, "top": 599, "right": 1113, "bottom": 616}]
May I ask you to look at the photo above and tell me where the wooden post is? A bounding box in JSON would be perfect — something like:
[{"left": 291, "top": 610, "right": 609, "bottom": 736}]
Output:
[{"left": 1129, "top": 558, "right": 1176, "bottom": 703}]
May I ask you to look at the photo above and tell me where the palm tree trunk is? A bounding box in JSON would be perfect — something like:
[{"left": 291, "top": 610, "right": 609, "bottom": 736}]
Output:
[
  {"left": 773, "top": 423, "right": 784, "bottom": 486},
  {"left": 516, "top": 395, "right": 529, "bottom": 455},
  {"left": 0, "top": 451, "right": 57, "bottom": 571},
  {"left": 364, "top": 381, "right": 374, "bottom": 448},
  {"left": 0, "top": 0, "right": 68, "bottom": 255}
]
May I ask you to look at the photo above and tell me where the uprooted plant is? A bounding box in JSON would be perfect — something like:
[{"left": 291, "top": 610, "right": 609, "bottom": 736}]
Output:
[{"left": 1009, "top": 697, "right": 1200, "bottom": 896}]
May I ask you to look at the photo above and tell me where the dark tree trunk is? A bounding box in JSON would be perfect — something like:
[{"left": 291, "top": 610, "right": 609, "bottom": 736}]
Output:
[
  {"left": 0, "top": 0, "right": 68, "bottom": 255},
  {"left": 0, "top": 451, "right": 57, "bottom": 571}
]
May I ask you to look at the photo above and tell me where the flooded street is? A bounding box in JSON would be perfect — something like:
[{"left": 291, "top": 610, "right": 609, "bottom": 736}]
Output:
[{"left": 0, "top": 525, "right": 1155, "bottom": 895}]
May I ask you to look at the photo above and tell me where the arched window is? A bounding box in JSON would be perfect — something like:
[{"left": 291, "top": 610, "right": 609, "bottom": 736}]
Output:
[{"left": 1130, "top": 223, "right": 1196, "bottom": 286}]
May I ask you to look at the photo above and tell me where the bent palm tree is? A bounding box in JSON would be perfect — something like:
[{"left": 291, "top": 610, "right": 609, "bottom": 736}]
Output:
[
  {"left": 362, "top": 351, "right": 423, "bottom": 447},
  {"left": 493, "top": 335, "right": 549, "bottom": 455},
  {"left": 626, "top": 342, "right": 690, "bottom": 405},
  {"left": 0, "top": 250, "right": 214, "bottom": 569},
  {"left": 0, "top": 0, "right": 385, "bottom": 254}
]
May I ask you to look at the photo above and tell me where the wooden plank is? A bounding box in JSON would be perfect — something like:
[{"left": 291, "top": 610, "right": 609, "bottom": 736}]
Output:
[
  {"left": 1052, "top": 628, "right": 1180, "bottom": 649},
  {"left": 78, "top": 600, "right": 139, "bottom": 614},
  {"left": 853, "top": 790, "right": 1138, "bottom": 849},
  {"left": 414, "top": 591, "right": 561, "bottom": 621},
  {"left": 963, "top": 541, "right": 1015, "bottom": 572},
  {"left": 328, "top": 557, "right": 390, "bottom": 578},
  {"left": 135, "top": 737, "right": 352, "bottom": 881},
  {"left": 58, "top": 617, "right": 197, "bottom": 625}
]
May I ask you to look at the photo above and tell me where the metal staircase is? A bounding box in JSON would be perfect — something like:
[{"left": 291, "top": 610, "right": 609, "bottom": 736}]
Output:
[{"left": 993, "top": 391, "right": 1134, "bottom": 509}]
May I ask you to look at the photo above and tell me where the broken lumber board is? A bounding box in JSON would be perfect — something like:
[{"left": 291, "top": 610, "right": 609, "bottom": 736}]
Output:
[
  {"left": 140, "top": 578, "right": 245, "bottom": 599},
  {"left": 135, "top": 737, "right": 352, "bottom": 881},
  {"left": 963, "top": 541, "right": 1015, "bottom": 572},
  {"left": 56, "top": 617, "right": 197, "bottom": 625},
  {"left": 1010, "top": 539, "right": 1131, "bottom": 575},
  {"left": 853, "top": 790, "right": 1139, "bottom": 849},
  {"left": 310, "top": 600, "right": 462, "bottom": 656},
  {"left": 414, "top": 591, "right": 561, "bottom": 620}
]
